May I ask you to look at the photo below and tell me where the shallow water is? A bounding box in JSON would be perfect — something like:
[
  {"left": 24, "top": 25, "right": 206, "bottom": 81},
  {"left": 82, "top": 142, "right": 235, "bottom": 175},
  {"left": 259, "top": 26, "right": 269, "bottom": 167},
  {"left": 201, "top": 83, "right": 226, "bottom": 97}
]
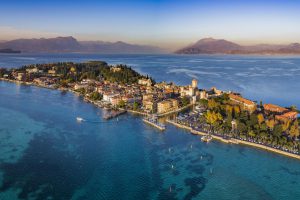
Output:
[{"left": 1, "top": 81, "right": 300, "bottom": 200}]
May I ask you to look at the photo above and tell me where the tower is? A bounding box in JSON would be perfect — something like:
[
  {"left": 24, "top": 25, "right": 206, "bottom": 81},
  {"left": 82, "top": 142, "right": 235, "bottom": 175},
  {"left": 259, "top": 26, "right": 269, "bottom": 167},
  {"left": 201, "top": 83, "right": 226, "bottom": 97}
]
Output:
[{"left": 192, "top": 79, "right": 198, "bottom": 89}]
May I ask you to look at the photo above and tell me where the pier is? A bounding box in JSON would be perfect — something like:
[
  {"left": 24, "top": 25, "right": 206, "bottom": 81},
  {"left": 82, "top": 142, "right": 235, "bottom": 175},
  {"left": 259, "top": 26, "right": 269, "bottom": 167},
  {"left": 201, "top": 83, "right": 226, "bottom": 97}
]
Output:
[
  {"left": 103, "top": 110, "right": 127, "bottom": 120},
  {"left": 143, "top": 117, "right": 166, "bottom": 131}
]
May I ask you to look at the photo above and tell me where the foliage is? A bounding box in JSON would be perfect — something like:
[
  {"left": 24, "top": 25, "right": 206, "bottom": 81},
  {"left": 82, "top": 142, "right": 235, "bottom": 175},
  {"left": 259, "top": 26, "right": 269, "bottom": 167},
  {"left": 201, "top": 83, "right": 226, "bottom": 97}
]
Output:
[
  {"left": 118, "top": 100, "right": 126, "bottom": 108},
  {"left": 89, "top": 92, "right": 102, "bottom": 101},
  {"left": 181, "top": 96, "right": 190, "bottom": 106},
  {"left": 133, "top": 101, "right": 139, "bottom": 111}
]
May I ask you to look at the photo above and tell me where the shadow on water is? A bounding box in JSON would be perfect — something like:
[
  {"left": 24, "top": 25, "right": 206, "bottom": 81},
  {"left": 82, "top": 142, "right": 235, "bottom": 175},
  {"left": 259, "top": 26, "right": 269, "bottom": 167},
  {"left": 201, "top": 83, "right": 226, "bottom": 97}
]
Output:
[{"left": 0, "top": 131, "right": 105, "bottom": 200}]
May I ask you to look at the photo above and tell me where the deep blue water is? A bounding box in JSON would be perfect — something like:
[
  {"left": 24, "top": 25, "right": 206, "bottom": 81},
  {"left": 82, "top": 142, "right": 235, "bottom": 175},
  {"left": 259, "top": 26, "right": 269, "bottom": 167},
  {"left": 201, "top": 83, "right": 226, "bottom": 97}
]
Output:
[
  {"left": 1, "top": 54, "right": 300, "bottom": 199},
  {"left": 1, "top": 53, "right": 300, "bottom": 108}
]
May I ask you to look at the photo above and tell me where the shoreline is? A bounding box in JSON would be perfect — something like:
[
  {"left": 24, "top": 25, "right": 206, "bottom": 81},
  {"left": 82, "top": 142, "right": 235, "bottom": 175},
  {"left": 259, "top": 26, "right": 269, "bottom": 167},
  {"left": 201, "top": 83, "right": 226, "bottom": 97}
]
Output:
[
  {"left": 166, "top": 119, "right": 300, "bottom": 160},
  {"left": 1, "top": 78, "right": 300, "bottom": 160}
]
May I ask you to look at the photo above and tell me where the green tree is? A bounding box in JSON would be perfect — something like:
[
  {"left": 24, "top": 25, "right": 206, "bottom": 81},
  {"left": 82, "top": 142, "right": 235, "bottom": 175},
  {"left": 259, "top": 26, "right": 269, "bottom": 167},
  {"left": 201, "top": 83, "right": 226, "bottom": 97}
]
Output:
[
  {"left": 289, "top": 120, "right": 299, "bottom": 138},
  {"left": 181, "top": 96, "right": 190, "bottom": 106},
  {"left": 273, "top": 124, "right": 283, "bottom": 137},
  {"left": 90, "top": 92, "right": 102, "bottom": 101},
  {"left": 133, "top": 102, "right": 139, "bottom": 111},
  {"left": 118, "top": 100, "right": 126, "bottom": 108}
]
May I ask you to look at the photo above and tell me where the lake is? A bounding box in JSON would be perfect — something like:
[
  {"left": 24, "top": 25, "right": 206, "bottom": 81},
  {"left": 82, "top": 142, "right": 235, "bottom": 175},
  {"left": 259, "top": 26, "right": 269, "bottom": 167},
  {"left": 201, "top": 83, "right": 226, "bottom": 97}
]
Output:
[{"left": 0, "top": 54, "right": 300, "bottom": 199}]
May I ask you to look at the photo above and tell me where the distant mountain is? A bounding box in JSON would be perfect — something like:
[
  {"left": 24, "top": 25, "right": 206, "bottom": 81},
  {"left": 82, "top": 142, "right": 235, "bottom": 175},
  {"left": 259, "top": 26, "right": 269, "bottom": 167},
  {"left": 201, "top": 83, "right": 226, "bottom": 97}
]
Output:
[
  {"left": 0, "top": 37, "right": 81, "bottom": 53},
  {"left": 0, "top": 36, "right": 164, "bottom": 54},
  {"left": 0, "top": 48, "right": 21, "bottom": 53},
  {"left": 80, "top": 40, "right": 164, "bottom": 54},
  {"left": 176, "top": 38, "right": 300, "bottom": 54}
]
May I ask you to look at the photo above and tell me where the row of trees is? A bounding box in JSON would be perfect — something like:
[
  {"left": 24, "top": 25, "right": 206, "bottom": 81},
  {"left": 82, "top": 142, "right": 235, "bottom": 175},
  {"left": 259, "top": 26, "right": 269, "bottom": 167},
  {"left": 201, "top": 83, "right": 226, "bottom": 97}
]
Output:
[{"left": 198, "top": 94, "right": 300, "bottom": 152}]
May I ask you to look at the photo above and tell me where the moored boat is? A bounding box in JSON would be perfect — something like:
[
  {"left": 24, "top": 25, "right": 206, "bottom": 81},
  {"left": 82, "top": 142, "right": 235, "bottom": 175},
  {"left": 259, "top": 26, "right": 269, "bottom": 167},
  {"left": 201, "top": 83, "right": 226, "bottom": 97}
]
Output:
[{"left": 201, "top": 135, "right": 212, "bottom": 142}]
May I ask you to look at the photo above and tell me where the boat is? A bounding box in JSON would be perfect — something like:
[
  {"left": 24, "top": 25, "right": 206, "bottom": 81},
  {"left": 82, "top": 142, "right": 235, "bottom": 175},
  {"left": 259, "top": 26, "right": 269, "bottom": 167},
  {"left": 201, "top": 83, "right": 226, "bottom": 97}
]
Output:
[
  {"left": 201, "top": 135, "right": 212, "bottom": 142},
  {"left": 76, "top": 117, "right": 84, "bottom": 122}
]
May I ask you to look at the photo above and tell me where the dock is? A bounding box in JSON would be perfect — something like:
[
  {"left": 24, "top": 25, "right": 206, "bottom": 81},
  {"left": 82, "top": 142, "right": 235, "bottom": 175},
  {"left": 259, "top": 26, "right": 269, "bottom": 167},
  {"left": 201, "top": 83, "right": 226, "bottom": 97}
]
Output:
[
  {"left": 143, "top": 118, "right": 166, "bottom": 131},
  {"left": 103, "top": 110, "right": 126, "bottom": 120}
]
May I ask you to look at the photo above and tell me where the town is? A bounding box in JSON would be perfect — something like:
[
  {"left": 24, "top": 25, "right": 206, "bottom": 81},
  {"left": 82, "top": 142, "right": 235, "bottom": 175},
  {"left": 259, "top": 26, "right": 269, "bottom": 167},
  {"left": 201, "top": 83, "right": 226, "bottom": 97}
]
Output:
[{"left": 0, "top": 61, "right": 299, "bottom": 158}]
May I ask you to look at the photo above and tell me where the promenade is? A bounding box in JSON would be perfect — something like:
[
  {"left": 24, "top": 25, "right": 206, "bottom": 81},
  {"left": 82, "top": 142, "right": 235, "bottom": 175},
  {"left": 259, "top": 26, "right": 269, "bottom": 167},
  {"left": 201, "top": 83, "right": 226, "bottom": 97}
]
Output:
[{"left": 166, "top": 119, "right": 300, "bottom": 160}]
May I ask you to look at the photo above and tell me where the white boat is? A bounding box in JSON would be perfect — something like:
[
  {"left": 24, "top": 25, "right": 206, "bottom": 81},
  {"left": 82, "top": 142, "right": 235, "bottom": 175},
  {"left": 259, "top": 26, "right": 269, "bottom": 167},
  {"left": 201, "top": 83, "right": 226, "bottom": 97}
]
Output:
[
  {"left": 201, "top": 135, "right": 212, "bottom": 142},
  {"left": 76, "top": 117, "right": 84, "bottom": 122}
]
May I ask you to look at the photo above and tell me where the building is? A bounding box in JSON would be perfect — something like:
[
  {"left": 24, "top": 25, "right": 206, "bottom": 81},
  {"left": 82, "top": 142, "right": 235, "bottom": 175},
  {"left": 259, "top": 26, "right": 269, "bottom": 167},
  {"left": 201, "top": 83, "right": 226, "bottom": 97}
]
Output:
[
  {"left": 138, "top": 78, "right": 152, "bottom": 86},
  {"left": 17, "top": 72, "right": 26, "bottom": 81},
  {"left": 103, "top": 93, "right": 120, "bottom": 103},
  {"left": 110, "top": 67, "right": 122, "bottom": 72},
  {"left": 180, "top": 79, "right": 199, "bottom": 98},
  {"left": 275, "top": 111, "right": 298, "bottom": 121},
  {"left": 157, "top": 99, "right": 179, "bottom": 114},
  {"left": 142, "top": 94, "right": 153, "bottom": 101},
  {"left": 74, "top": 83, "right": 88, "bottom": 90},
  {"left": 48, "top": 69, "right": 56, "bottom": 75},
  {"left": 110, "top": 95, "right": 122, "bottom": 106},
  {"left": 263, "top": 104, "right": 288, "bottom": 114},
  {"left": 143, "top": 100, "right": 157, "bottom": 113},
  {"left": 191, "top": 79, "right": 198, "bottom": 88},
  {"left": 26, "top": 67, "right": 38, "bottom": 73},
  {"left": 199, "top": 90, "right": 208, "bottom": 99},
  {"left": 229, "top": 93, "right": 256, "bottom": 112}
]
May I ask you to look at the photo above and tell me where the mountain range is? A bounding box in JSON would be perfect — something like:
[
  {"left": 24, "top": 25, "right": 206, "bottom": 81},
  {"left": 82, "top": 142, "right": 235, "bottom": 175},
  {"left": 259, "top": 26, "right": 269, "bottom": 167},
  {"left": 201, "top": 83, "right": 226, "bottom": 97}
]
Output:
[
  {"left": 175, "top": 38, "right": 300, "bottom": 54},
  {"left": 0, "top": 36, "right": 164, "bottom": 54},
  {"left": 1, "top": 36, "right": 300, "bottom": 55}
]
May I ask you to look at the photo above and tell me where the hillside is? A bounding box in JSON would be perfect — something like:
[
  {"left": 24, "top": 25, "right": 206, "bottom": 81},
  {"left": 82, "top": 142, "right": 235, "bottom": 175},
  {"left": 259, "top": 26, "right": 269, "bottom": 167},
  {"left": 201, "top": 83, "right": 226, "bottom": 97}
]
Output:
[{"left": 176, "top": 38, "right": 300, "bottom": 54}]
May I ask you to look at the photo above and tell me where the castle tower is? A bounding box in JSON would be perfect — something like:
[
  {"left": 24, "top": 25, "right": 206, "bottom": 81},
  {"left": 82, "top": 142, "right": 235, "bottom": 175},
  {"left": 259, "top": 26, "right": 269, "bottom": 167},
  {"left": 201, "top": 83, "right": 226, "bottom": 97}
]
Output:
[{"left": 192, "top": 79, "right": 198, "bottom": 89}]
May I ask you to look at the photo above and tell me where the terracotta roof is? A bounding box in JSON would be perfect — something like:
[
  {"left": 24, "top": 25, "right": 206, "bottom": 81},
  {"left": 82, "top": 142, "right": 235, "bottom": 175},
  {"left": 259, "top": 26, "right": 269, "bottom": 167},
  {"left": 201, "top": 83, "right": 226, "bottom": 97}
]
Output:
[
  {"left": 263, "top": 104, "right": 288, "bottom": 113},
  {"left": 229, "top": 94, "right": 255, "bottom": 106},
  {"left": 276, "top": 111, "right": 298, "bottom": 120}
]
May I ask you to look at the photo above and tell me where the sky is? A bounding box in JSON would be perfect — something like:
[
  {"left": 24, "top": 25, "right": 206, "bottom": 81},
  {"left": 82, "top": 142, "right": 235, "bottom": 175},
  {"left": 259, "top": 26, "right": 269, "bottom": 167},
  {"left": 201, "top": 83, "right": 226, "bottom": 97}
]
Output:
[{"left": 1, "top": 0, "right": 300, "bottom": 50}]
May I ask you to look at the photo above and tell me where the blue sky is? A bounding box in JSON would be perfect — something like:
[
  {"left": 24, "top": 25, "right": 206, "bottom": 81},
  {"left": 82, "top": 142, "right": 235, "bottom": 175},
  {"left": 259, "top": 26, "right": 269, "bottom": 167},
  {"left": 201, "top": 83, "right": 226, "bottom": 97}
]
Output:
[{"left": 1, "top": 0, "right": 300, "bottom": 49}]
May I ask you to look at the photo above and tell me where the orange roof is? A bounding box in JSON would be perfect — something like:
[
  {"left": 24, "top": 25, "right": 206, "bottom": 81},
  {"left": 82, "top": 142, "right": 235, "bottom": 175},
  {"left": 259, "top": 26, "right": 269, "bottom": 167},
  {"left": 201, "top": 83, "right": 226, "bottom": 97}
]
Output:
[
  {"left": 276, "top": 111, "right": 298, "bottom": 120},
  {"left": 263, "top": 104, "right": 288, "bottom": 113},
  {"left": 229, "top": 94, "right": 255, "bottom": 106}
]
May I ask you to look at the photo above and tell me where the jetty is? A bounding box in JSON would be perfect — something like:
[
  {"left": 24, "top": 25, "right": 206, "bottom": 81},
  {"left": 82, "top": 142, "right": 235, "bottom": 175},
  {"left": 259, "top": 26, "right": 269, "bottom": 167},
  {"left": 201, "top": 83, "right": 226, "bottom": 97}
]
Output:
[
  {"left": 143, "top": 117, "right": 166, "bottom": 131},
  {"left": 103, "top": 110, "right": 126, "bottom": 120}
]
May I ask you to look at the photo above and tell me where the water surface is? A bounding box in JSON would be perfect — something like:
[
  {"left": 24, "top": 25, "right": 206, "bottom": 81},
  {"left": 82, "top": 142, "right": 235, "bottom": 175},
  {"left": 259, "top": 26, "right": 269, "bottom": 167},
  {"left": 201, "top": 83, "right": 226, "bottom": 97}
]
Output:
[{"left": 1, "top": 81, "right": 300, "bottom": 200}]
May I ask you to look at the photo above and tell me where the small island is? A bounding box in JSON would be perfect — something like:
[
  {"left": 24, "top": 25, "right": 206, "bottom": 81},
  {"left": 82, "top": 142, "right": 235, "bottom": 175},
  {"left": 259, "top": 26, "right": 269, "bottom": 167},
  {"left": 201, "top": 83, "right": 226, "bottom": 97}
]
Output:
[{"left": 0, "top": 61, "right": 299, "bottom": 159}]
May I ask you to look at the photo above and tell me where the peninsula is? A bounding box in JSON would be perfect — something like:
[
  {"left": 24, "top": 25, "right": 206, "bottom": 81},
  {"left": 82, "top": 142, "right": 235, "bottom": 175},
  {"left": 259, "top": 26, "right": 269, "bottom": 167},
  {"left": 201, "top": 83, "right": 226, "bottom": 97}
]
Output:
[{"left": 0, "top": 61, "right": 299, "bottom": 159}]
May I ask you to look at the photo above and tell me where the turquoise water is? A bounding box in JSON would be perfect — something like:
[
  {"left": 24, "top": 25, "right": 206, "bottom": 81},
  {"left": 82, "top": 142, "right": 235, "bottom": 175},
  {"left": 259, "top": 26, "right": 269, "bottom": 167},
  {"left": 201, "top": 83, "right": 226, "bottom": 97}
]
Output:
[{"left": 1, "top": 81, "right": 300, "bottom": 200}]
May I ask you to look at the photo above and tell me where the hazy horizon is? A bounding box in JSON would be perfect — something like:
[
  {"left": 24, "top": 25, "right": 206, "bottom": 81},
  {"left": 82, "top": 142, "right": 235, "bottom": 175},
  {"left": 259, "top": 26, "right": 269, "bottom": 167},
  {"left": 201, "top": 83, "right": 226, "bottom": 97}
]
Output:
[{"left": 1, "top": 0, "right": 300, "bottom": 50}]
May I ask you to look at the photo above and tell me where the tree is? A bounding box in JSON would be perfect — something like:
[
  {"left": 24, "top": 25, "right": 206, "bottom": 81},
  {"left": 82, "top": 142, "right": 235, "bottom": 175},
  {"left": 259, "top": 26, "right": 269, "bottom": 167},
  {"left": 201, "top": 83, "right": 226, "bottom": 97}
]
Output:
[
  {"left": 208, "top": 99, "right": 219, "bottom": 110},
  {"left": 289, "top": 120, "right": 299, "bottom": 138},
  {"left": 198, "top": 99, "right": 208, "bottom": 107},
  {"left": 257, "top": 113, "right": 264, "bottom": 126},
  {"left": 204, "top": 110, "right": 223, "bottom": 130},
  {"left": 237, "top": 121, "right": 247, "bottom": 134},
  {"left": 133, "top": 102, "right": 139, "bottom": 111},
  {"left": 181, "top": 96, "right": 190, "bottom": 106},
  {"left": 248, "top": 130, "right": 256, "bottom": 138},
  {"left": 118, "top": 100, "right": 126, "bottom": 108},
  {"left": 266, "top": 119, "right": 275, "bottom": 130},
  {"left": 90, "top": 92, "right": 102, "bottom": 101},
  {"left": 273, "top": 124, "right": 283, "bottom": 137}
]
